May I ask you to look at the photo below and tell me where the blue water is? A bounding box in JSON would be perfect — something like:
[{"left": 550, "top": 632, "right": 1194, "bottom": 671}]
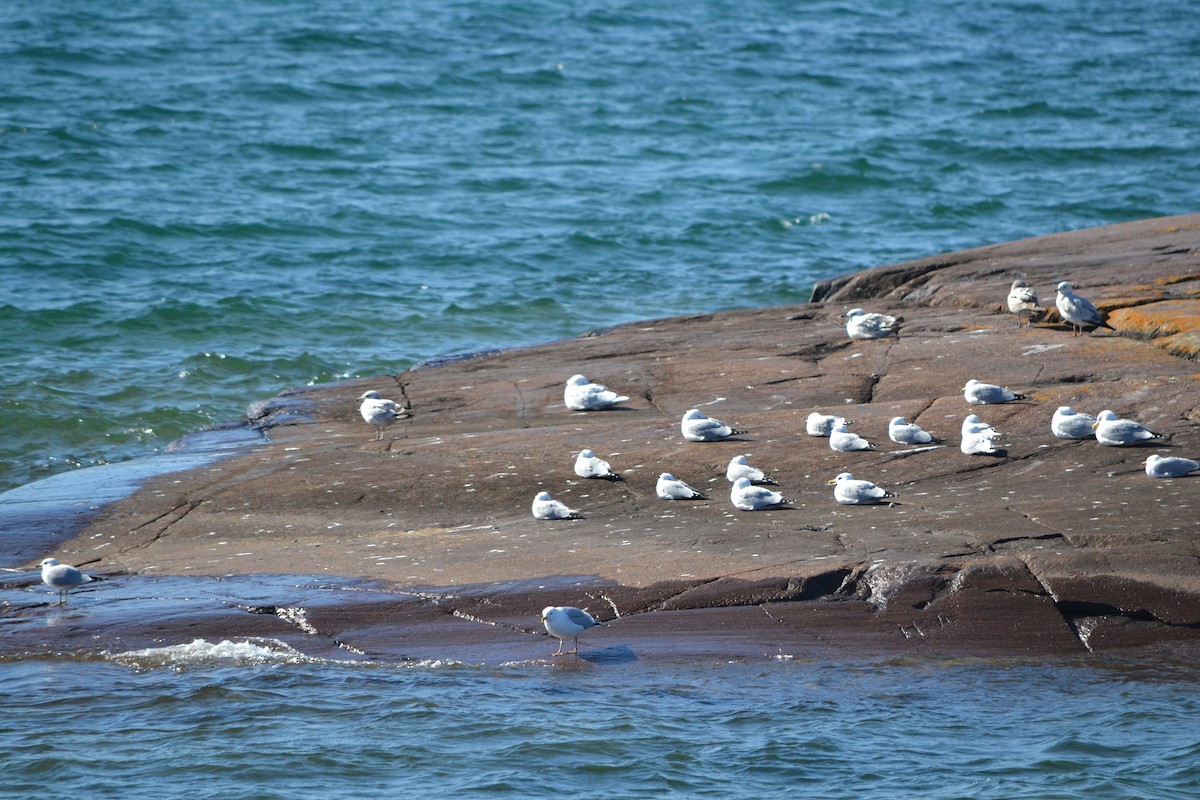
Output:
[
  {"left": 3, "top": 0, "right": 1200, "bottom": 795},
  {"left": 3, "top": 648, "right": 1198, "bottom": 799}
]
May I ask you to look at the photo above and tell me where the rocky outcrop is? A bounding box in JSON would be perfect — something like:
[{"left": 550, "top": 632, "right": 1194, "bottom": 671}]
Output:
[{"left": 15, "top": 214, "right": 1200, "bottom": 661}]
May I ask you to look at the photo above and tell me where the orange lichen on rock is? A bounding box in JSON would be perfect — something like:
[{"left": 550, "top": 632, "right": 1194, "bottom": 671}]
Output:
[{"left": 1108, "top": 299, "right": 1200, "bottom": 359}]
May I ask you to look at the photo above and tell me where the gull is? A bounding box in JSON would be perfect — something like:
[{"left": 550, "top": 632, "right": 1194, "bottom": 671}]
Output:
[
  {"left": 730, "top": 477, "right": 787, "bottom": 511},
  {"left": 656, "top": 472, "right": 706, "bottom": 500},
  {"left": 827, "top": 472, "right": 896, "bottom": 505},
  {"left": 805, "top": 412, "right": 848, "bottom": 437},
  {"left": 725, "top": 454, "right": 778, "bottom": 485},
  {"left": 681, "top": 408, "right": 745, "bottom": 442},
  {"left": 845, "top": 308, "right": 899, "bottom": 340},
  {"left": 359, "top": 390, "right": 409, "bottom": 440},
  {"left": 829, "top": 420, "right": 875, "bottom": 451},
  {"left": 574, "top": 449, "right": 622, "bottom": 481},
  {"left": 1056, "top": 281, "right": 1115, "bottom": 336},
  {"left": 888, "top": 416, "right": 939, "bottom": 444},
  {"left": 963, "top": 379, "right": 1028, "bottom": 405},
  {"left": 962, "top": 414, "right": 1000, "bottom": 438},
  {"left": 532, "top": 491, "right": 582, "bottom": 520},
  {"left": 1051, "top": 406, "right": 1098, "bottom": 439},
  {"left": 1144, "top": 454, "right": 1199, "bottom": 478},
  {"left": 39, "top": 558, "right": 93, "bottom": 605},
  {"left": 1006, "top": 279, "right": 1041, "bottom": 327},
  {"left": 961, "top": 429, "right": 1002, "bottom": 456},
  {"left": 541, "top": 606, "right": 602, "bottom": 656},
  {"left": 1093, "top": 410, "right": 1164, "bottom": 446},
  {"left": 564, "top": 374, "right": 630, "bottom": 411}
]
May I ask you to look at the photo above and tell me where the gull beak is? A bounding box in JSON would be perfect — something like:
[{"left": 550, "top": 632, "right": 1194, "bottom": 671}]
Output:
[
  {"left": 826, "top": 479, "right": 837, "bottom": 485},
  {"left": 1091, "top": 422, "right": 1099, "bottom": 429}
]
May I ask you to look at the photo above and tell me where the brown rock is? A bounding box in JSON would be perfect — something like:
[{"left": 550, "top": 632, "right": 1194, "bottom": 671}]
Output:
[{"left": 17, "top": 213, "right": 1200, "bottom": 662}]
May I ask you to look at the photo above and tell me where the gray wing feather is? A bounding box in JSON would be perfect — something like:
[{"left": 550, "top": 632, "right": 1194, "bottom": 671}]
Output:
[{"left": 565, "top": 607, "right": 599, "bottom": 628}]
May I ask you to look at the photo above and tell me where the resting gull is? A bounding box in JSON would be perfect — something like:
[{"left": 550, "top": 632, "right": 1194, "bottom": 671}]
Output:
[
  {"left": 828, "top": 472, "right": 896, "bottom": 505},
  {"left": 681, "top": 408, "right": 745, "bottom": 442},
  {"left": 564, "top": 374, "right": 629, "bottom": 411},
  {"left": 730, "top": 477, "right": 787, "bottom": 511},
  {"left": 1143, "top": 454, "right": 1198, "bottom": 478},
  {"left": 829, "top": 420, "right": 875, "bottom": 452},
  {"left": 574, "top": 449, "right": 623, "bottom": 481},
  {"left": 805, "top": 412, "right": 848, "bottom": 437},
  {"left": 844, "top": 308, "right": 899, "bottom": 340},
  {"left": 1093, "top": 410, "right": 1163, "bottom": 446},
  {"left": 1051, "top": 406, "right": 1098, "bottom": 440},
  {"left": 963, "top": 379, "right": 1027, "bottom": 405},
  {"left": 532, "top": 491, "right": 582, "bottom": 520},
  {"left": 656, "top": 472, "right": 706, "bottom": 500},
  {"left": 888, "top": 416, "right": 939, "bottom": 444},
  {"left": 725, "top": 454, "right": 778, "bottom": 485}
]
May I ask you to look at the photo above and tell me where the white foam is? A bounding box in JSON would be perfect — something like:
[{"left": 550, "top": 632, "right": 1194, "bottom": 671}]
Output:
[{"left": 110, "top": 638, "right": 318, "bottom": 669}]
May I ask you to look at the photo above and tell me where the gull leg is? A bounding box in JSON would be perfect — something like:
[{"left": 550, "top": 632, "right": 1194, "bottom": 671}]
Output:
[
  {"left": 553, "top": 639, "right": 565, "bottom": 656},
  {"left": 568, "top": 637, "right": 579, "bottom": 655}
]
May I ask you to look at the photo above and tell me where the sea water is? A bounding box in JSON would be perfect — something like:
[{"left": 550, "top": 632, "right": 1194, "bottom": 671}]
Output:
[
  {"left": 2, "top": 0, "right": 1199, "bottom": 795},
  {"left": 1, "top": 645, "right": 1197, "bottom": 799}
]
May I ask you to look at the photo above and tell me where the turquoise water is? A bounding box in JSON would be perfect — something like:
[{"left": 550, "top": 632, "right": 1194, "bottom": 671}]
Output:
[
  {"left": 4, "top": 0, "right": 1199, "bottom": 492},
  {"left": 3, "top": 648, "right": 1198, "bottom": 799},
  {"left": 3, "top": 0, "right": 1200, "bottom": 794}
]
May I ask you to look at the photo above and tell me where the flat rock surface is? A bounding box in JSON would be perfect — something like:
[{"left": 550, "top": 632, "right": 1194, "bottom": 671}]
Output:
[{"left": 10, "top": 214, "right": 1199, "bottom": 663}]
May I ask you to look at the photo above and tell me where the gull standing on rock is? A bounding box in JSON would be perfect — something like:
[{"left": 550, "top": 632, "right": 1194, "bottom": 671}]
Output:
[
  {"left": 964, "top": 379, "right": 1028, "bottom": 405},
  {"left": 829, "top": 420, "right": 875, "bottom": 451},
  {"left": 541, "top": 606, "right": 602, "bottom": 656},
  {"left": 39, "top": 558, "right": 93, "bottom": 605},
  {"left": 730, "top": 477, "right": 787, "bottom": 511},
  {"left": 806, "top": 412, "right": 848, "bottom": 437},
  {"left": 574, "top": 449, "right": 622, "bottom": 481},
  {"left": 1093, "top": 410, "right": 1164, "bottom": 446},
  {"left": 1143, "top": 454, "right": 1199, "bottom": 478},
  {"left": 1006, "top": 279, "right": 1041, "bottom": 327},
  {"left": 1051, "top": 406, "right": 1099, "bottom": 439},
  {"left": 656, "top": 472, "right": 706, "bottom": 500},
  {"left": 888, "top": 416, "right": 939, "bottom": 444},
  {"left": 359, "top": 390, "right": 409, "bottom": 440},
  {"left": 532, "top": 491, "right": 582, "bottom": 520},
  {"left": 564, "top": 374, "right": 630, "bottom": 411},
  {"left": 725, "top": 454, "right": 778, "bottom": 485},
  {"left": 1056, "top": 281, "right": 1115, "bottom": 336},
  {"left": 681, "top": 408, "right": 745, "bottom": 442},
  {"left": 828, "top": 472, "right": 896, "bottom": 505},
  {"left": 844, "top": 308, "right": 899, "bottom": 340}
]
